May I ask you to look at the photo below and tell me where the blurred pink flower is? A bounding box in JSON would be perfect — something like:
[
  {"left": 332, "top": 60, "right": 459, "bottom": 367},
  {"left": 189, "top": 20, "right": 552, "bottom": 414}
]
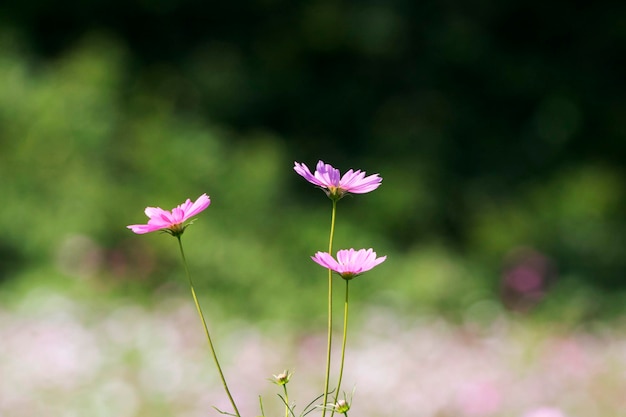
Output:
[
  {"left": 522, "top": 407, "right": 567, "bottom": 417},
  {"left": 312, "top": 248, "right": 386, "bottom": 280},
  {"left": 127, "top": 194, "right": 211, "bottom": 236},
  {"left": 456, "top": 380, "right": 502, "bottom": 416},
  {"left": 294, "top": 160, "right": 382, "bottom": 200}
]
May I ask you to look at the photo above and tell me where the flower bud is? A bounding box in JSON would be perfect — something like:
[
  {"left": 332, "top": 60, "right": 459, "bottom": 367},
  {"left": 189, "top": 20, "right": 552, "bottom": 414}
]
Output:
[
  {"left": 335, "top": 399, "right": 350, "bottom": 413},
  {"left": 271, "top": 370, "right": 292, "bottom": 385}
]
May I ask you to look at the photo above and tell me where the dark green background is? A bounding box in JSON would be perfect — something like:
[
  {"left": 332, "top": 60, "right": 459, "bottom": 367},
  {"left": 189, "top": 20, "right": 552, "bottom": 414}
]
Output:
[{"left": 1, "top": 0, "right": 625, "bottom": 323}]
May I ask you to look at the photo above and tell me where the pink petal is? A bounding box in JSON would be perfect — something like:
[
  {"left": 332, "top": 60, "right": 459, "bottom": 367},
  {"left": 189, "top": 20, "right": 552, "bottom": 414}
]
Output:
[
  {"left": 128, "top": 193, "right": 211, "bottom": 235},
  {"left": 177, "top": 198, "right": 194, "bottom": 214},
  {"left": 183, "top": 194, "right": 211, "bottom": 220},
  {"left": 336, "top": 249, "right": 355, "bottom": 265},
  {"left": 127, "top": 224, "right": 163, "bottom": 234},
  {"left": 170, "top": 207, "right": 186, "bottom": 224},
  {"left": 145, "top": 206, "right": 166, "bottom": 219},
  {"left": 295, "top": 160, "right": 346, "bottom": 189},
  {"left": 313, "top": 248, "right": 386, "bottom": 276},
  {"left": 294, "top": 161, "right": 326, "bottom": 187},
  {"left": 340, "top": 170, "right": 382, "bottom": 193},
  {"left": 311, "top": 252, "right": 340, "bottom": 271},
  {"left": 313, "top": 161, "right": 341, "bottom": 187}
]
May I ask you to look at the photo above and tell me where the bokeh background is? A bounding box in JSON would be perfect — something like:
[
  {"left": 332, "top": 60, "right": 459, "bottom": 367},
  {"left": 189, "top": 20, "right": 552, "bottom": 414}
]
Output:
[{"left": 1, "top": 1, "right": 626, "bottom": 416}]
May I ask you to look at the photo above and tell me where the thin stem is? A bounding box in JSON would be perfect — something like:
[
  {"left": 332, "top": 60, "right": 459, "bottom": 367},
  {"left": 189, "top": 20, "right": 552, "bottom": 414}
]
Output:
[
  {"left": 283, "top": 385, "right": 289, "bottom": 417},
  {"left": 259, "top": 396, "right": 265, "bottom": 417},
  {"left": 176, "top": 236, "right": 241, "bottom": 417},
  {"left": 322, "top": 199, "right": 338, "bottom": 417},
  {"left": 330, "top": 280, "right": 350, "bottom": 417}
]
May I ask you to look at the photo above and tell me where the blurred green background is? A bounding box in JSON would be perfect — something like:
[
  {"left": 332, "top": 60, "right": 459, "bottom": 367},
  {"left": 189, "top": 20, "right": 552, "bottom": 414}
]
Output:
[{"left": 1, "top": 0, "right": 625, "bottom": 326}]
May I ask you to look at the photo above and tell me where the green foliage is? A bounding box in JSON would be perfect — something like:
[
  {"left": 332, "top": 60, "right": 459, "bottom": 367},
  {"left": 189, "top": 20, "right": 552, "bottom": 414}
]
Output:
[{"left": 0, "top": 28, "right": 625, "bottom": 325}]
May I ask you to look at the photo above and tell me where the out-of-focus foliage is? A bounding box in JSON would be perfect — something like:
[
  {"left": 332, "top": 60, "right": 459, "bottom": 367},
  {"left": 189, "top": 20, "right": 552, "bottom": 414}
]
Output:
[{"left": 0, "top": 0, "right": 625, "bottom": 324}]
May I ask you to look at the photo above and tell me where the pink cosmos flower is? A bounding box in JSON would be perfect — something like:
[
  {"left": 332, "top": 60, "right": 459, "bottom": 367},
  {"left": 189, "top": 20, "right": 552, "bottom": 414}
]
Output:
[
  {"left": 127, "top": 193, "right": 211, "bottom": 236},
  {"left": 294, "top": 160, "right": 382, "bottom": 200},
  {"left": 312, "top": 248, "right": 386, "bottom": 280}
]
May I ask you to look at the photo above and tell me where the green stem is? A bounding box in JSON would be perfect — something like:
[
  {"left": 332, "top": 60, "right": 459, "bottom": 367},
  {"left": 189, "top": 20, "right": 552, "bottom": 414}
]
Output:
[
  {"left": 259, "top": 396, "right": 265, "bottom": 417},
  {"left": 283, "top": 385, "right": 289, "bottom": 417},
  {"left": 330, "top": 280, "right": 350, "bottom": 417},
  {"left": 322, "top": 199, "right": 338, "bottom": 417},
  {"left": 176, "top": 236, "right": 241, "bottom": 417}
]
